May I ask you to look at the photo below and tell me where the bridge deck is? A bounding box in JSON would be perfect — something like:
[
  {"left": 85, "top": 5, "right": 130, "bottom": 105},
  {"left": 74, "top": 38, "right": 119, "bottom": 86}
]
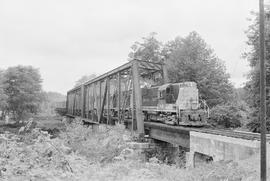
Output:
[{"left": 144, "top": 122, "right": 270, "bottom": 141}]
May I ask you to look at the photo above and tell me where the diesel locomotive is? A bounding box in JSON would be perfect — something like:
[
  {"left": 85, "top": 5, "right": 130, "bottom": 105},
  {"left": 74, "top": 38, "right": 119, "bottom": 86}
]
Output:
[
  {"left": 110, "top": 81, "right": 209, "bottom": 126},
  {"left": 66, "top": 59, "right": 209, "bottom": 127}
]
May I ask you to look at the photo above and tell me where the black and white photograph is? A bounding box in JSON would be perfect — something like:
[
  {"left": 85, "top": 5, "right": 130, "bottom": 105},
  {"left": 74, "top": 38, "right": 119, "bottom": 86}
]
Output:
[{"left": 0, "top": 0, "right": 269, "bottom": 180}]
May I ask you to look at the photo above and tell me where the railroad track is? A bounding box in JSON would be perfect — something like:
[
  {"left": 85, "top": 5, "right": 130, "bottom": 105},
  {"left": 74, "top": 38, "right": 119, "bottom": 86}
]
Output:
[
  {"left": 194, "top": 128, "right": 270, "bottom": 141},
  {"left": 144, "top": 122, "right": 270, "bottom": 141}
]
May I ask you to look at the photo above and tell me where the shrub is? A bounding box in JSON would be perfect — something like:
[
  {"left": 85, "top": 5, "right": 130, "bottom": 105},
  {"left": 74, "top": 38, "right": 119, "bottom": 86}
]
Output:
[
  {"left": 209, "top": 104, "right": 242, "bottom": 128},
  {"left": 247, "top": 116, "right": 270, "bottom": 133}
]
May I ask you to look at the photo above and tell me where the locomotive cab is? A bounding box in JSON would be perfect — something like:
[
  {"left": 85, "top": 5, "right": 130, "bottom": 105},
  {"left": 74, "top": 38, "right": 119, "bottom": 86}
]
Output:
[
  {"left": 157, "top": 84, "right": 178, "bottom": 112},
  {"left": 141, "top": 81, "right": 207, "bottom": 126},
  {"left": 158, "top": 84, "right": 176, "bottom": 103},
  {"left": 155, "top": 82, "right": 207, "bottom": 125},
  {"left": 157, "top": 82, "right": 199, "bottom": 112}
]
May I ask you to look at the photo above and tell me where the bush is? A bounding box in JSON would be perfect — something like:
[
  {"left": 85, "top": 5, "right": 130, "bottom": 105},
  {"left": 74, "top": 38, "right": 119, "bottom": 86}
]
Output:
[
  {"left": 59, "top": 123, "right": 131, "bottom": 163},
  {"left": 246, "top": 113, "right": 270, "bottom": 133},
  {"left": 209, "top": 104, "right": 242, "bottom": 128}
]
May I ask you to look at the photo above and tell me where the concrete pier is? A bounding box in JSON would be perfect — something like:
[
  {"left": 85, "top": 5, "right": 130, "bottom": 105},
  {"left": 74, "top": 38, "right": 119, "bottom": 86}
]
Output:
[{"left": 188, "top": 131, "right": 267, "bottom": 167}]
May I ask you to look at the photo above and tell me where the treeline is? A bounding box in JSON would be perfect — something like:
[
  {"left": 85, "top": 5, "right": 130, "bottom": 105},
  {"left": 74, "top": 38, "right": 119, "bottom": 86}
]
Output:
[
  {"left": 128, "top": 31, "right": 234, "bottom": 107},
  {"left": 128, "top": 31, "right": 247, "bottom": 128},
  {"left": 0, "top": 66, "right": 65, "bottom": 121},
  {"left": 39, "top": 91, "right": 66, "bottom": 116},
  {"left": 2, "top": 18, "right": 264, "bottom": 130},
  {"left": 243, "top": 11, "right": 270, "bottom": 132},
  {"left": 126, "top": 14, "right": 269, "bottom": 132}
]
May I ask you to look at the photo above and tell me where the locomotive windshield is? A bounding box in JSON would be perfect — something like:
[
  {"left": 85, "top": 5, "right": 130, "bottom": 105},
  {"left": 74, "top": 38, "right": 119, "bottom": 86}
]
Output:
[
  {"left": 158, "top": 84, "right": 179, "bottom": 104},
  {"left": 165, "top": 85, "right": 178, "bottom": 104}
]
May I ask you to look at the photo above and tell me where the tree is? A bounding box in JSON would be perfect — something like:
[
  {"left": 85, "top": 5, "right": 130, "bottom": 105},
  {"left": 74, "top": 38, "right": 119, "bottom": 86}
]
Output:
[
  {"left": 0, "top": 70, "right": 8, "bottom": 119},
  {"left": 39, "top": 91, "right": 66, "bottom": 116},
  {"left": 128, "top": 32, "right": 163, "bottom": 62},
  {"left": 165, "top": 32, "right": 233, "bottom": 107},
  {"left": 127, "top": 31, "right": 233, "bottom": 107},
  {"left": 3, "top": 66, "right": 43, "bottom": 120},
  {"left": 209, "top": 103, "right": 242, "bottom": 128},
  {"left": 242, "top": 11, "right": 270, "bottom": 132},
  {"left": 243, "top": 11, "right": 270, "bottom": 109},
  {"left": 75, "top": 74, "right": 96, "bottom": 87}
]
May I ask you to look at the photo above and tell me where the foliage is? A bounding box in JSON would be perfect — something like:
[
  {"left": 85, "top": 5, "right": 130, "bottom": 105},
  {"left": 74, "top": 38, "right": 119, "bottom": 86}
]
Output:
[
  {"left": 0, "top": 120, "right": 269, "bottom": 181},
  {"left": 209, "top": 103, "right": 242, "bottom": 128},
  {"left": 242, "top": 12, "right": 262, "bottom": 108},
  {"left": 128, "top": 32, "right": 233, "bottom": 107},
  {"left": 243, "top": 11, "right": 270, "bottom": 131},
  {"left": 60, "top": 122, "right": 130, "bottom": 163},
  {"left": 0, "top": 70, "right": 8, "bottom": 118},
  {"left": 246, "top": 116, "right": 270, "bottom": 133},
  {"left": 74, "top": 74, "right": 96, "bottom": 87},
  {"left": 128, "top": 32, "right": 163, "bottom": 62},
  {"left": 165, "top": 32, "right": 233, "bottom": 107},
  {"left": 2, "top": 66, "right": 42, "bottom": 120},
  {"left": 44, "top": 91, "right": 66, "bottom": 102},
  {"left": 39, "top": 91, "right": 66, "bottom": 116}
]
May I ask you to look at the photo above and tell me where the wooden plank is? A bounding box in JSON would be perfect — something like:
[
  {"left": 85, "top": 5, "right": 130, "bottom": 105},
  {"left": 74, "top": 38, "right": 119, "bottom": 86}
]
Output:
[
  {"left": 81, "top": 118, "right": 99, "bottom": 125},
  {"left": 132, "top": 60, "right": 144, "bottom": 138},
  {"left": 66, "top": 114, "right": 75, "bottom": 118}
]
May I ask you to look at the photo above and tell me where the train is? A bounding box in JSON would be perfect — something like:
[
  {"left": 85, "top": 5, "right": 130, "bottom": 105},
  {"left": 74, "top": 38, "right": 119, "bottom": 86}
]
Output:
[
  {"left": 141, "top": 81, "right": 209, "bottom": 126},
  {"left": 66, "top": 80, "right": 209, "bottom": 127}
]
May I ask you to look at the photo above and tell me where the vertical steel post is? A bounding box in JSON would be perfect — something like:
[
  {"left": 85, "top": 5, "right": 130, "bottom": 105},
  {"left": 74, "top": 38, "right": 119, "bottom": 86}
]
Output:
[
  {"left": 99, "top": 81, "right": 102, "bottom": 113},
  {"left": 97, "top": 81, "right": 101, "bottom": 121},
  {"left": 81, "top": 85, "right": 85, "bottom": 118},
  {"left": 87, "top": 86, "right": 90, "bottom": 118},
  {"left": 162, "top": 61, "right": 169, "bottom": 84},
  {"left": 118, "top": 72, "right": 121, "bottom": 123},
  {"left": 132, "top": 60, "right": 144, "bottom": 139},
  {"left": 107, "top": 78, "right": 110, "bottom": 124},
  {"left": 93, "top": 83, "right": 97, "bottom": 122},
  {"left": 66, "top": 93, "right": 69, "bottom": 114},
  {"left": 72, "top": 94, "right": 75, "bottom": 115},
  {"left": 259, "top": 0, "right": 267, "bottom": 180},
  {"left": 99, "top": 79, "right": 108, "bottom": 123},
  {"left": 131, "top": 75, "right": 136, "bottom": 134}
]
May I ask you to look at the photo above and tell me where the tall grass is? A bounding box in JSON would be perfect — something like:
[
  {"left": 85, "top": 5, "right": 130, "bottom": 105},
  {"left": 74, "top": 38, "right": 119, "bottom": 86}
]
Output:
[{"left": 0, "top": 121, "right": 269, "bottom": 181}]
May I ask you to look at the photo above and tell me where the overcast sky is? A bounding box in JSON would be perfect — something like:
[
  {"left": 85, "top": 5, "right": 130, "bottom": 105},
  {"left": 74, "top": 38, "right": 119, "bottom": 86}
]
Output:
[{"left": 0, "top": 0, "right": 261, "bottom": 94}]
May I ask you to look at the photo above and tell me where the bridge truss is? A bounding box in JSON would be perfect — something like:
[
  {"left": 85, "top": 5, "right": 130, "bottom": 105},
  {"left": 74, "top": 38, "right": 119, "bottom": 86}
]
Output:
[{"left": 66, "top": 59, "right": 168, "bottom": 138}]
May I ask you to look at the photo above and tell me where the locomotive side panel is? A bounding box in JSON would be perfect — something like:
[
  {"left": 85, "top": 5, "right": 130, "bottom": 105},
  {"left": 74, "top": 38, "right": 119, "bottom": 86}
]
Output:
[
  {"left": 142, "top": 87, "right": 159, "bottom": 107},
  {"left": 177, "top": 83, "right": 199, "bottom": 110}
]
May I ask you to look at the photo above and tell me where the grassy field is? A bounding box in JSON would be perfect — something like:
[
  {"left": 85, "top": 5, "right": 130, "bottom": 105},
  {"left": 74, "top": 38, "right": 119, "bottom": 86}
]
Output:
[{"left": 0, "top": 116, "right": 269, "bottom": 181}]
